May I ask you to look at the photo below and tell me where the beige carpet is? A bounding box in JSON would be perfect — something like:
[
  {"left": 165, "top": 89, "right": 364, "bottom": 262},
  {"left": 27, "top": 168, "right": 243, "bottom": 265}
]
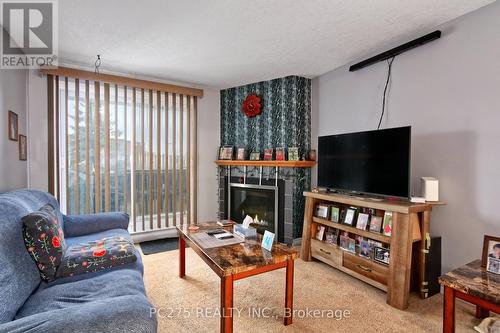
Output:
[{"left": 142, "top": 248, "right": 481, "bottom": 333}]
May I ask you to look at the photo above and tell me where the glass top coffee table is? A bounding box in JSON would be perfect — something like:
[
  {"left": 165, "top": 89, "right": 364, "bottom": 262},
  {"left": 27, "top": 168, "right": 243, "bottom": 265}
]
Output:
[{"left": 177, "top": 222, "right": 299, "bottom": 333}]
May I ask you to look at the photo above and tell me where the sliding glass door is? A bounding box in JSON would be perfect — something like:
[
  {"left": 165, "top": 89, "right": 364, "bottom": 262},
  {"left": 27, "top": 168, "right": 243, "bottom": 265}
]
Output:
[{"left": 47, "top": 75, "right": 197, "bottom": 233}]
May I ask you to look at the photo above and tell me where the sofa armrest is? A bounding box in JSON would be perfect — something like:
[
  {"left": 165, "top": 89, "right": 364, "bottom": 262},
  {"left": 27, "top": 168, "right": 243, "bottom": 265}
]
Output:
[{"left": 63, "top": 212, "right": 130, "bottom": 237}]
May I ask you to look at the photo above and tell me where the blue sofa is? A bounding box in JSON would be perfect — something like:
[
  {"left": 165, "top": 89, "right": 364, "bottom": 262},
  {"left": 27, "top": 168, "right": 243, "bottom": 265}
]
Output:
[{"left": 0, "top": 189, "right": 157, "bottom": 333}]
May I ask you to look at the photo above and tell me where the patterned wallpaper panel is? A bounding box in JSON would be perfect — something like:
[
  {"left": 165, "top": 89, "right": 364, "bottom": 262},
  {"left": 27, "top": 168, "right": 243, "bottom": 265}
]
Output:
[
  {"left": 219, "top": 75, "right": 312, "bottom": 238},
  {"left": 220, "top": 75, "right": 311, "bottom": 155}
]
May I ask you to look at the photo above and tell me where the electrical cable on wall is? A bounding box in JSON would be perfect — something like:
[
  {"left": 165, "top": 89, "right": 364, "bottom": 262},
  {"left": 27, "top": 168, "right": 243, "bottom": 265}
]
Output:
[{"left": 377, "top": 56, "right": 396, "bottom": 130}]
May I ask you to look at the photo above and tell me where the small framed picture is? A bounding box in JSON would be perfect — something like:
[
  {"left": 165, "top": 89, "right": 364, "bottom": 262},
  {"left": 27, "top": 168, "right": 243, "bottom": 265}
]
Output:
[
  {"left": 249, "top": 152, "right": 260, "bottom": 160},
  {"left": 330, "top": 206, "right": 340, "bottom": 223},
  {"left": 369, "top": 216, "right": 383, "bottom": 233},
  {"left": 382, "top": 211, "right": 393, "bottom": 236},
  {"left": 356, "top": 213, "right": 369, "bottom": 231},
  {"left": 236, "top": 147, "right": 246, "bottom": 160},
  {"left": 316, "top": 225, "right": 325, "bottom": 241},
  {"left": 275, "top": 147, "right": 285, "bottom": 161},
  {"left": 374, "top": 246, "right": 390, "bottom": 265},
  {"left": 19, "top": 134, "right": 27, "bottom": 161},
  {"left": 487, "top": 257, "right": 500, "bottom": 275},
  {"left": 219, "top": 146, "right": 234, "bottom": 160},
  {"left": 325, "top": 228, "right": 338, "bottom": 245},
  {"left": 359, "top": 240, "right": 372, "bottom": 259},
  {"left": 315, "top": 204, "right": 329, "bottom": 219},
  {"left": 308, "top": 149, "right": 317, "bottom": 161},
  {"left": 368, "top": 239, "right": 382, "bottom": 250},
  {"left": 482, "top": 235, "right": 500, "bottom": 272},
  {"left": 343, "top": 208, "right": 356, "bottom": 226},
  {"left": 8, "top": 110, "right": 18, "bottom": 141},
  {"left": 263, "top": 148, "right": 273, "bottom": 160},
  {"left": 339, "top": 235, "right": 350, "bottom": 251},
  {"left": 288, "top": 147, "right": 299, "bottom": 161},
  {"left": 347, "top": 238, "right": 356, "bottom": 253}
]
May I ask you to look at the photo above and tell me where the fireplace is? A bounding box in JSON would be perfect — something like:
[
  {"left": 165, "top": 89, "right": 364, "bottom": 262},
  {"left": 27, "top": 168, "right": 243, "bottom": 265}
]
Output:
[
  {"left": 229, "top": 184, "right": 278, "bottom": 236},
  {"left": 220, "top": 176, "right": 285, "bottom": 243},
  {"left": 218, "top": 167, "right": 306, "bottom": 245}
]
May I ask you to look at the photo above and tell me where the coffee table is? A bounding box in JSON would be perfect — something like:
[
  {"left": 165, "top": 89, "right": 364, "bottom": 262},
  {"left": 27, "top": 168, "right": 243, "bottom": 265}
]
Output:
[
  {"left": 177, "top": 222, "right": 299, "bottom": 333},
  {"left": 439, "top": 260, "right": 500, "bottom": 333}
]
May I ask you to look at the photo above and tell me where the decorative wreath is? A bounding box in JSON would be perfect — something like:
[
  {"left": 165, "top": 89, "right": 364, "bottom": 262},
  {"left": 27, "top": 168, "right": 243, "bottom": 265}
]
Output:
[{"left": 241, "top": 94, "right": 262, "bottom": 118}]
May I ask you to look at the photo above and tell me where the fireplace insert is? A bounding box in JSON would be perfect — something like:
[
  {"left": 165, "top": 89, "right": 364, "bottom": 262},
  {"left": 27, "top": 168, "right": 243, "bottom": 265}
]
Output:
[{"left": 229, "top": 183, "right": 278, "bottom": 238}]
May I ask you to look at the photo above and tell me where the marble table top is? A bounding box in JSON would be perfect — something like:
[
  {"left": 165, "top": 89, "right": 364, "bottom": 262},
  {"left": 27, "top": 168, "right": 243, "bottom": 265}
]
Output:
[
  {"left": 177, "top": 222, "right": 299, "bottom": 277},
  {"left": 439, "top": 259, "right": 500, "bottom": 305}
]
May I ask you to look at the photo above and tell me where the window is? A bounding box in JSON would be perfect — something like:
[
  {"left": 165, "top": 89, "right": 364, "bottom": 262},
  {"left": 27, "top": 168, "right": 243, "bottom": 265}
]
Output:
[{"left": 46, "top": 71, "right": 200, "bottom": 233}]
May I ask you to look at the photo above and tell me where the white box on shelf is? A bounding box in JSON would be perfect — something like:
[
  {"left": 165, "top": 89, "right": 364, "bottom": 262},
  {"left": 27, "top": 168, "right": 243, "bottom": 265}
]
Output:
[{"left": 421, "top": 177, "right": 439, "bottom": 201}]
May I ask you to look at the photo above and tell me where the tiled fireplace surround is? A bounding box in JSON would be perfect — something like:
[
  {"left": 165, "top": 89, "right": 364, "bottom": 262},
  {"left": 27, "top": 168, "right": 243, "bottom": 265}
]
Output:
[
  {"left": 218, "top": 168, "right": 307, "bottom": 245},
  {"left": 218, "top": 75, "right": 312, "bottom": 244}
]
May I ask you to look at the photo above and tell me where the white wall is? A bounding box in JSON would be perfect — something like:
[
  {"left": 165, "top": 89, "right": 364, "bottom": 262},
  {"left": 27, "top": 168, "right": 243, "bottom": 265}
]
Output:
[
  {"left": 195, "top": 87, "right": 220, "bottom": 221},
  {"left": 27, "top": 70, "right": 48, "bottom": 191},
  {"left": 27, "top": 69, "right": 220, "bottom": 220},
  {"left": 0, "top": 69, "right": 28, "bottom": 192},
  {"left": 313, "top": 1, "right": 500, "bottom": 272}
]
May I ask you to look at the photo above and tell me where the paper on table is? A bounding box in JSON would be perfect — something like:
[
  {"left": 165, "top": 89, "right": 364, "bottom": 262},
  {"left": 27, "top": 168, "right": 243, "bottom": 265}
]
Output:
[{"left": 242, "top": 215, "right": 253, "bottom": 229}]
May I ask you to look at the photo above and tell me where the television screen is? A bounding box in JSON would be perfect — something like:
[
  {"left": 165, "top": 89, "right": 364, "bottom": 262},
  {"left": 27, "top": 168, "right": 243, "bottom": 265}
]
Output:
[{"left": 317, "top": 126, "right": 411, "bottom": 198}]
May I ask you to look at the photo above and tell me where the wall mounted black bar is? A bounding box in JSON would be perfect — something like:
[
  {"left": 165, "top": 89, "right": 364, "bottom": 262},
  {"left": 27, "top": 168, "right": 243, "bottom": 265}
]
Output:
[{"left": 349, "top": 30, "right": 441, "bottom": 72}]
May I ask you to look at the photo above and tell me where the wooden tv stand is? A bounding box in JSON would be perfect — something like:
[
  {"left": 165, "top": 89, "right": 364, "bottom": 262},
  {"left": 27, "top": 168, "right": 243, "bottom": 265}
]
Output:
[{"left": 301, "top": 191, "right": 436, "bottom": 310}]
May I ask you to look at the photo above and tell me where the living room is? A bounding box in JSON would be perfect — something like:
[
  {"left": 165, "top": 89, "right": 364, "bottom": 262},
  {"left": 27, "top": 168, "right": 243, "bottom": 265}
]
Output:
[{"left": 1, "top": 1, "right": 499, "bottom": 332}]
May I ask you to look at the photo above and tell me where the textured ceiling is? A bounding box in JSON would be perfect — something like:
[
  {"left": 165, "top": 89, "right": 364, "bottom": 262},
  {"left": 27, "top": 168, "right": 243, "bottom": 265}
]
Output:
[{"left": 59, "top": 0, "right": 494, "bottom": 88}]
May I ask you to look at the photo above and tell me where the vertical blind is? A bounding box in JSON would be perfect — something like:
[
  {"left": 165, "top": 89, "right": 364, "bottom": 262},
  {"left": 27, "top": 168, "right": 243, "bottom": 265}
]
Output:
[{"left": 46, "top": 73, "right": 199, "bottom": 233}]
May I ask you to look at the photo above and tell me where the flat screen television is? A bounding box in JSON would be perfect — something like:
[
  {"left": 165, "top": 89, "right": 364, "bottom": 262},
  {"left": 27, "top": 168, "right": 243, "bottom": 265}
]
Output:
[{"left": 317, "top": 126, "right": 411, "bottom": 199}]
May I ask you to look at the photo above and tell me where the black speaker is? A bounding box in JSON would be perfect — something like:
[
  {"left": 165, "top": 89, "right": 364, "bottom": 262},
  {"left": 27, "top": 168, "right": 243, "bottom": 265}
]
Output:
[{"left": 411, "top": 236, "right": 441, "bottom": 298}]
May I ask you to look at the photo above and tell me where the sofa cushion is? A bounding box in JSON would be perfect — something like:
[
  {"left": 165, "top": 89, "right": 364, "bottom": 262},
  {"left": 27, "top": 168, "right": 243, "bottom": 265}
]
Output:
[
  {"left": 0, "top": 189, "right": 62, "bottom": 324},
  {"left": 22, "top": 204, "right": 66, "bottom": 282},
  {"left": 45, "top": 229, "right": 144, "bottom": 286},
  {"left": 11, "top": 268, "right": 156, "bottom": 333},
  {"left": 57, "top": 236, "right": 136, "bottom": 278},
  {"left": 63, "top": 212, "right": 130, "bottom": 237}
]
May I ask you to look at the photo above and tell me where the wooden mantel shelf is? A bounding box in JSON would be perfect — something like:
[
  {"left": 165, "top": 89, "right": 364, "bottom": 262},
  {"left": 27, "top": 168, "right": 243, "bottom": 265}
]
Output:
[{"left": 214, "top": 160, "right": 316, "bottom": 168}]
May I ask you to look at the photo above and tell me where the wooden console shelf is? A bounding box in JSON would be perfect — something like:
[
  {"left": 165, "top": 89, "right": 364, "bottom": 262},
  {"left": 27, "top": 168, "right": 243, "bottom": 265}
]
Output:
[
  {"left": 313, "top": 217, "right": 391, "bottom": 243},
  {"left": 302, "top": 191, "right": 436, "bottom": 310},
  {"left": 215, "top": 160, "right": 316, "bottom": 168}
]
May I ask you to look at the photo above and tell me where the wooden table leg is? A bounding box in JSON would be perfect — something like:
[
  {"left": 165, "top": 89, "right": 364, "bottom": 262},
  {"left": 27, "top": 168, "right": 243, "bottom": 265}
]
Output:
[
  {"left": 179, "top": 236, "right": 185, "bottom": 278},
  {"left": 420, "top": 211, "right": 430, "bottom": 298},
  {"left": 443, "top": 286, "right": 455, "bottom": 333},
  {"left": 387, "top": 213, "right": 412, "bottom": 309},
  {"left": 221, "top": 275, "right": 233, "bottom": 333},
  {"left": 475, "top": 305, "right": 490, "bottom": 319},
  {"left": 284, "top": 259, "right": 294, "bottom": 326}
]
